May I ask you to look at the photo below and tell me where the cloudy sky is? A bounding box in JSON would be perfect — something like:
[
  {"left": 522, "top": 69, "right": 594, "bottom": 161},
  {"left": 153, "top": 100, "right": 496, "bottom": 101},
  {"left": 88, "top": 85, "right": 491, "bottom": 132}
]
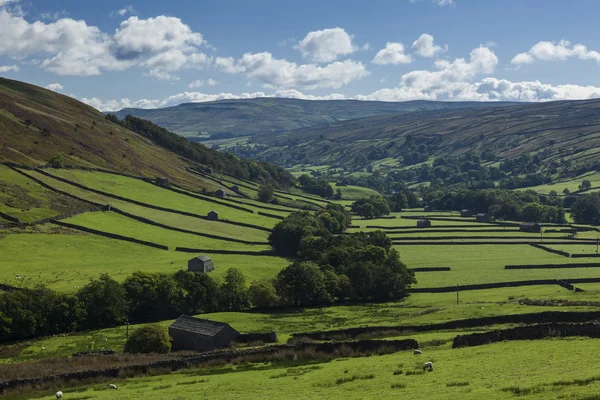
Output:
[{"left": 2, "top": 0, "right": 600, "bottom": 111}]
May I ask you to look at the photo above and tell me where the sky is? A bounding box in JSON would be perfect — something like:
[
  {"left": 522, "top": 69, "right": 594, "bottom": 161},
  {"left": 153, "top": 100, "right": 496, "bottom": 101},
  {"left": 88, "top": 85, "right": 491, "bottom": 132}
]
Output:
[{"left": 2, "top": 0, "right": 600, "bottom": 111}]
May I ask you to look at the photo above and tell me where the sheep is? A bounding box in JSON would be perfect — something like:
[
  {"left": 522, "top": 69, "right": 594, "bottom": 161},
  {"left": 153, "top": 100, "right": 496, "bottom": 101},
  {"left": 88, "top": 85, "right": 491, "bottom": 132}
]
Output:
[
  {"left": 423, "top": 362, "right": 433, "bottom": 371},
  {"left": 109, "top": 384, "right": 118, "bottom": 390},
  {"left": 55, "top": 391, "right": 63, "bottom": 399},
  {"left": 414, "top": 349, "right": 423, "bottom": 355}
]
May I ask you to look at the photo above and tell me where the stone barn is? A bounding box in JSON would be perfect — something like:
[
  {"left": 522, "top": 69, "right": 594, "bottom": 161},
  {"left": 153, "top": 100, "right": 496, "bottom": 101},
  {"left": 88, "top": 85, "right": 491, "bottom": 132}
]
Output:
[
  {"left": 169, "top": 315, "right": 240, "bottom": 352},
  {"left": 460, "top": 209, "right": 474, "bottom": 217},
  {"left": 207, "top": 210, "right": 219, "bottom": 221},
  {"left": 520, "top": 222, "right": 541, "bottom": 233},
  {"left": 417, "top": 219, "right": 431, "bottom": 228},
  {"left": 215, "top": 189, "right": 226, "bottom": 198},
  {"left": 231, "top": 185, "right": 240, "bottom": 194},
  {"left": 424, "top": 205, "right": 434, "bottom": 212},
  {"left": 476, "top": 213, "right": 491, "bottom": 223},
  {"left": 156, "top": 177, "right": 169, "bottom": 187},
  {"left": 188, "top": 255, "right": 214, "bottom": 273},
  {"left": 205, "top": 167, "right": 213, "bottom": 174}
]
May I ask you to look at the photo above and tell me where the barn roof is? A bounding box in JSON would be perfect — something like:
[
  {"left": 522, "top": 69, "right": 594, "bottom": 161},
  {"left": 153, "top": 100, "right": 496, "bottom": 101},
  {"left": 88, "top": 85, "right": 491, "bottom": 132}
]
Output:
[
  {"left": 170, "top": 315, "right": 229, "bottom": 337},
  {"left": 521, "top": 222, "right": 539, "bottom": 226},
  {"left": 194, "top": 255, "right": 212, "bottom": 262},
  {"left": 476, "top": 213, "right": 488, "bottom": 217}
]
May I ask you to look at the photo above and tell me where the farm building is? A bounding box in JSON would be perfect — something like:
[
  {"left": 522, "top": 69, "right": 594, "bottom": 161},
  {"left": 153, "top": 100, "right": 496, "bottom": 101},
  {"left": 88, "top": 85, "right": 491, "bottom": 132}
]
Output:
[
  {"left": 231, "top": 185, "right": 240, "bottom": 194},
  {"left": 155, "top": 177, "right": 169, "bottom": 187},
  {"left": 204, "top": 167, "right": 213, "bottom": 174},
  {"left": 207, "top": 210, "right": 219, "bottom": 220},
  {"left": 476, "top": 213, "right": 491, "bottom": 223},
  {"left": 424, "top": 205, "right": 434, "bottom": 212},
  {"left": 188, "top": 256, "right": 214, "bottom": 273},
  {"left": 460, "top": 209, "right": 474, "bottom": 217},
  {"left": 169, "top": 315, "right": 240, "bottom": 352},
  {"left": 215, "top": 189, "right": 226, "bottom": 198},
  {"left": 417, "top": 219, "right": 431, "bottom": 228},
  {"left": 520, "top": 222, "right": 541, "bottom": 233}
]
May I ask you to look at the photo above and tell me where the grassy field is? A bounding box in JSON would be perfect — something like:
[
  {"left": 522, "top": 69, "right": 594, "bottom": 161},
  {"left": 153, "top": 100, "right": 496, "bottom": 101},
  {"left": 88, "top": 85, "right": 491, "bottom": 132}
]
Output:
[
  {"left": 333, "top": 183, "right": 379, "bottom": 199},
  {"left": 521, "top": 171, "right": 600, "bottom": 194},
  {"left": 17, "top": 338, "right": 600, "bottom": 400}
]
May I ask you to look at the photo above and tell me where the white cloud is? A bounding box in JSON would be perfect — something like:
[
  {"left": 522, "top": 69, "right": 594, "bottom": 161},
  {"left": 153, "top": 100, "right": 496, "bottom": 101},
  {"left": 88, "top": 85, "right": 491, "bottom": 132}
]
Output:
[
  {"left": 189, "top": 80, "right": 204, "bottom": 88},
  {"left": 0, "top": 64, "right": 18, "bottom": 72},
  {"left": 0, "top": 9, "right": 209, "bottom": 77},
  {"left": 512, "top": 40, "right": 600, "bottom": 65},
  {"left": 412, "top": 34, "right": 447, "bottom": 57},
  {"left": 0, "top": 0, "right": 19, "bottom": 6},
  {"left": 111, "top": 5, "right": 136, "bottom": 17},
  {"left": 207, "top": 78, "right": 217, "bottom": 86},
  {"left": 433, "top": 0, "right": 454, "bottom": 5},
  {"left": 372, "top": 42, "right": 413, "bottom": 65},
  {"left": 277, "top": 37, "right": 296, "bottom": 47},
  {"left": 44, "top": 83, "right": 63, "bottom": 91},
  {"left": 216, "top": 52, "right": 368, "bottom": 89},
  {"left": 145, "top": 69, "right": 180, "bottom": 81},
  {"left": 294, "top": 27, "right": 357, "bottom": 62}
]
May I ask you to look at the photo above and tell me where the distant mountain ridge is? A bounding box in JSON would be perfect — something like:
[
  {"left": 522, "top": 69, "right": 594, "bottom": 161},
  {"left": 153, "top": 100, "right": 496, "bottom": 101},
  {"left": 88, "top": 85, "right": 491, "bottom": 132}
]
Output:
[{"left": 112, "top": 98, "right": 520, "bottom": 139}]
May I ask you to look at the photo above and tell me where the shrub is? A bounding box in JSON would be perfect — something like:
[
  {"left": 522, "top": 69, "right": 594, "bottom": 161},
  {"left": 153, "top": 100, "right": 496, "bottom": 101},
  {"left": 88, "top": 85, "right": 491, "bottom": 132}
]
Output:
[
  {"left": 124, "top": 324, "right": 171, "bottom": 354},
  {"left": 248, "top": 280, "right": 279, "bottom": 308},
  {"left": 48, "top": 153, "right": 64, "bottom": 168}
]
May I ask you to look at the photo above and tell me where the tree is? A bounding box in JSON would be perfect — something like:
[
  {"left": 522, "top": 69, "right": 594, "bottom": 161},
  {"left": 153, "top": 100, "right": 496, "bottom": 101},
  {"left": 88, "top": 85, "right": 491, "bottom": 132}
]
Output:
[
  {"left": 269, "top": 212, "right": 325, "bottom": 256},
  {"left": 571, "top": 194, "right": 600, "bottom": 225},
  {"left": 258, "top": 184, "right": 275, "bottom": 203},
  {"left": 77, "top": 274, "right": 128, "bottom": 328},
  {"left": 124, "top": 325, "right": 171, "bottom": 354},
  {"left": 351, "top": 196, "right": 391, "bottom": 219},
  {"left": 275, "top": 262, "right": 331, "bottom": 306},
  {"left": 123, "top": 272, "right": 185, "bottom": 321},
  {"left": 174, "top": 271, "right": 220, "bottom": 314},
  {"left": 580, "top": 180, "right": 592, "bottom": 191},
  {"left": 248, "top": 280, "right": 279, "bottom": 308},
  {"left": 563, "top": 188, "right": 571, "bottom": 196},
  {"left": 219, "top": 268, "right": 250, "bottom": 311},
  {"left": 48, "top": 153, "right": 64, "bottom": 168},
  {"left": 334, "top": 188, "right": 343, "bottom": 200}
]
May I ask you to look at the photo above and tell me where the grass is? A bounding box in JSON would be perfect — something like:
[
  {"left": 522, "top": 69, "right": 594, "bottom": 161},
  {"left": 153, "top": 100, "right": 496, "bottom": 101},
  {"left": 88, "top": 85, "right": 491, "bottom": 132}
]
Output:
[
  {"left": 333, "top": 184, "right": 379, "bottom": 199},
  {"left": 15, "top": 338, "right": 600, "bottom": 400}
]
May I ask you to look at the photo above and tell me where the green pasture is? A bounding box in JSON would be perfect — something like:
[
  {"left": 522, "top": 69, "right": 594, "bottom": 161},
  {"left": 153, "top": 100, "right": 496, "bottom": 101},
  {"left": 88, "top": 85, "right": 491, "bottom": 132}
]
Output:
[
  {"left": 399, "top": 244, "right": 600, "bottom": 288},
  {"left": 333, "top": 184, "right": 379, "bottom": 199},
  {"left": 0, "top": 165, "right": 86, "bottom": 223},
  {"left": 46, "top": 169, "right": 280, "bottom": 228},
  {"left": 389, "top": 231, "right": 566, "bottom": 238},
  {"left": 543, "top": 244, "right": 600, "bottom": 254},
  {"left": 521, "top": 171, "right": 600, "bottom": 194},
  {"left": 21, "top": 338, "right": 600, "bottom": 400},
  {"left": 23, "top": 170, "right": 271, "bottom": 242},
  {"left": 0, "top": 227, "right": 289, "bottom": 292}
]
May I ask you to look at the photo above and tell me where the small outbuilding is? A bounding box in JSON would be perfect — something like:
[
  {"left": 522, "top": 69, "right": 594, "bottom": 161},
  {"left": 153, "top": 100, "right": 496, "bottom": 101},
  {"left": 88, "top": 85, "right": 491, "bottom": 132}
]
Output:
[
  {"left": 417, "top": 219, "right": 431, "bottom": 228},
  {"left": 476, "top": 213, "right": 491, "bottom": 223},
  {"left": 169, "top": 315, "right": 240, "bottom": 352},
  {"left": 231, "top": 185, "right": 240, "bottom": 194},
  {"left": 460, "top": 209, "right": 474, "bottom": 218},
  {"left": 424, "top": 205, "right": 434, "bottom": 212},
  {"left": 520, "top": 222, "right": 541, "bottom": 233},
  {"left": 188, "top": 255, "right": 215, "bottom": 273},
  {"left": 204, "top": 167, "right": 213, "bottom": 174},
  {"left": 215, "top": 189, "right": 226, "bottom": 198},
  {"left": 207, "top": 210, "right": 219, "bottom": 221},
  {"left": 156, "top": 177, "right": 169, "bottom": 187}
]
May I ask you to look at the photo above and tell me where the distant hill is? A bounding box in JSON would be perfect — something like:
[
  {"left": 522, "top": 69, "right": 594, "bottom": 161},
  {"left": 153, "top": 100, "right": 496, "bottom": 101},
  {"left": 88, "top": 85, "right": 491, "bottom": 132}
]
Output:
[
  {"left": 112, "top": 98, "right": 519, "bottom": 139},
  {"left": 243, "top": 98, "right": 600, "bottom": 173},
  {"left": 0, "top": 78, "right": 292, "bottom": 190}
]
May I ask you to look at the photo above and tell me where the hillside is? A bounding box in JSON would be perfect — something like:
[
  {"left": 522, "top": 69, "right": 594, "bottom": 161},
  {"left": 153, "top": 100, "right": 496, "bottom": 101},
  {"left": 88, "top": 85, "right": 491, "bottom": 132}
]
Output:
[
  {"left": 112, "top": 98, "right": 518, "bottom": 139},
  {"left": 0, "top": 78, "right": 292, "bottom": 190},
  {"left": 242, "top": 98, "right": 600, "bottom": 174}
]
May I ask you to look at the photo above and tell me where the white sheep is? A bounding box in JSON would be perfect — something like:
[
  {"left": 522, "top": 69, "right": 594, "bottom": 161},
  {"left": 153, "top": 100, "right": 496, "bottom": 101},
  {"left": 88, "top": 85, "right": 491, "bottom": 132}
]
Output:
[
  {"left": 423, "top": 361, "right": 433, "bottom": 371},
  {"left": 414, "top": 349, "right": 423, "bottom": 355},
  {"left": 55, "top": 391, "right": 63, "bottom": 399},
  {"left": 109, "top": 384, "right": 118, "bottom": 390}
]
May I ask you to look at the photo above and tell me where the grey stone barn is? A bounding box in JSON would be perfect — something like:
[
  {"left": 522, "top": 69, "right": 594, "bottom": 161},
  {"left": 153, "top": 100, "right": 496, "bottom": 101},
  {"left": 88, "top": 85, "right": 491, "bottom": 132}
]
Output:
[
  {"left": 188, "top": 255, "right": 214, "bottom": 273},
  {"left": 231, "top": 185, "right": 240, "bottom": 194},
  {"left": 207, "top": 210, "right": 219, "bottom": 221},
  {"left": 417, "top": 219, "right": 431, "bottom": 228},
  {"left": 460, "top": 209, "right": 474, "bottom": 217},
  {"left": 215, "top": 188, "right": 226, "bottom": 198},
  {"left": 424, "top": 205, "right": 434, "bottom": 212},
  {"left": 156, "top": 177, "right": 169, "bottom": 187},
  {"left": 520, "top": 222, "right": 541, "bottom": 233},
  {"left": 169, "top": 315, "right": 240, "bottom": 352},
  {"left": 476, "top": 213, "right": 491, "bottom": 223}
]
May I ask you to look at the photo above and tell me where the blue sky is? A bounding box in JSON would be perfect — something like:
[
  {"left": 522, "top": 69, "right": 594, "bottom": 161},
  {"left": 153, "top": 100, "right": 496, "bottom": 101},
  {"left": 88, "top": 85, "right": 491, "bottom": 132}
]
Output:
[{"left": 2, "top": 0, "right": 600, "bottom": 111}]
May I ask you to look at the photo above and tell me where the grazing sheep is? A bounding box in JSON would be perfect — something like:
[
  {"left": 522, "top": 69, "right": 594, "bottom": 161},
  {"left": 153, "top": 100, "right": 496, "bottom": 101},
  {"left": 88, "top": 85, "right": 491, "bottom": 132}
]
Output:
[
  {"left": 344, "top": 369, "right": 348, "bottom": 374},
  {"left": 55, "top": 391, "right": 63, "bottom": 399},
  {"left": 423, "top": 362, "right": 433, "bottom": 371},
  {"left": 109, "top": 384, "right": 118, "bottom": 390},
  {"left": 414, "top": 349, "right": 423, "bottom": 355}
]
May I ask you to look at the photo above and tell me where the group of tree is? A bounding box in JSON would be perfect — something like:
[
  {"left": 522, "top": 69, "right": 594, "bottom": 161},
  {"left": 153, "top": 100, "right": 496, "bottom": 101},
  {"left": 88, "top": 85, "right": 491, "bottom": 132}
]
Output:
[
  {"left": 297, "top": 174, "right": 334, "bottom": 198},
  {"left": 351, "top": 195, "right": 391, "bottom": 219},
  {"left": 267, "top": 206, "right": 415, "bottom": 306},
  {"left": 105, "top": 114, "right": 294, "bottom": 188},
  {"left": 571, "top": 193, "right": 600, "bottom": 225}
]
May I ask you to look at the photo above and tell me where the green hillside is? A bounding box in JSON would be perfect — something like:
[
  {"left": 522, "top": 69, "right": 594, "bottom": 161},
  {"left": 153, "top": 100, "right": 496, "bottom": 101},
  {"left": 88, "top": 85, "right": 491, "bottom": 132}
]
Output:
[{"left": 112, "top": 98, "right": 518, "bottom": 139}]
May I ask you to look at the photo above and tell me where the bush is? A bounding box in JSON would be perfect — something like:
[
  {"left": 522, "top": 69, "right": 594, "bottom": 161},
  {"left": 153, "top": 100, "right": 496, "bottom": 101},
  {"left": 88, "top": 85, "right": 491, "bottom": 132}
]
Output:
[
  {"left": 124, "top": 324, "right": 171, "bottom": 354},
  {"left": 48, "top": 153, "right": 65, "bottom": 168},
  {"left": 248, "top": 280, "right": 279, "bottom": 308}
]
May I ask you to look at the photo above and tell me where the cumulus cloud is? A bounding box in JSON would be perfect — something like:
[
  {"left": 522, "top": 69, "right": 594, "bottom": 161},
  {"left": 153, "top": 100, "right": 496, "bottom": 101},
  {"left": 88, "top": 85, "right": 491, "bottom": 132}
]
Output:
[
  {"left": 433, "top": 0, "right": 454, "bottom": 5},
  {"left": 372, "top": 42, "right": 413, "bottom": 65},
  {"left": 0, "top": 0, "right": 19, "bottom": 6},
  {"left": 189, "top": 80, "right": 204, "bottom": 88},
  {"left": 207, "top": 78, "right": 217, "bottom": 86},
  {"left": 412, "top": 34, "right": 447, "bottom": 57},
  {"left": 44, "top": 83, "right": 63, "bottom": 91},
  {"left": 216, "top": 52, "right": 368, "bottom": 89},
  {"left": 111, "top": 5, "right": 136, "bottom": 17},
  {"left": 512, "top": 40, "right": 600, "bottom": 65},
  {"left": 0, "top": 9, "right": 210, "bottom": 78},
  {"left": 0, "top": 64, "right": 18, "bottom": 72},
  {"left": 294, "top": 27, "right": 357, "bottom": 62}
]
